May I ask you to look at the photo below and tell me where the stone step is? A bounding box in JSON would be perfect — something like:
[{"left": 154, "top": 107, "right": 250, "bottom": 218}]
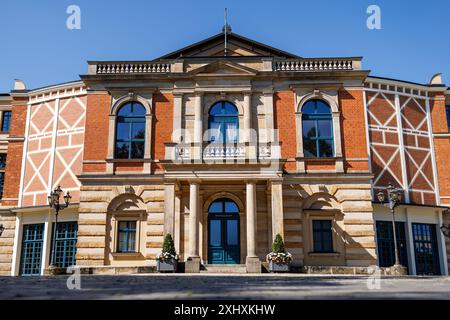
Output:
[{"left": 201, "top": 264, "right": 247, "bottom": 274}]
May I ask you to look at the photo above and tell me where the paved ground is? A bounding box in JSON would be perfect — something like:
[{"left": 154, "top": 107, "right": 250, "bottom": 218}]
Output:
[{"left": 0, "top": 274, "right": 449, "bottom": 300}]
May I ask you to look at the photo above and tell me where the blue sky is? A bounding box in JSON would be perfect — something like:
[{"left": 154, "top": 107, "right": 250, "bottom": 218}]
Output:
[{"left": 0, "top": 0, "right": 449, "bottom": 92}]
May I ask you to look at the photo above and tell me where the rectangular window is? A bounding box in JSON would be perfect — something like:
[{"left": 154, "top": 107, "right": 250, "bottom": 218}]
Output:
[
  {"left": 0, "top": 154, "right": 6, "bottom": 168},
  {"left": 375, "top": 221, "right": 408, "bottom": 271},
  {"left": 1, "top": 111, "right": 11, "bottom": 132},
  {"left": 446, "top": 106, "right": 450, "bottom": 131},
  {"left": 117, "top": 221, "right": 137, "bottom": 253},
  {"left": 50, "top": 222, "right": 78, "bottom": 268},
  {"left": 0, "top": 172, "right": 4, "bottom": 199},
  {"left": 312, "top": 220, "right": 333, "bottom": 253},
  {"left": 412, "top": 223, "right": 440, "bottom": 275},
  {"left": 20, "top": 224, "right": 44, "bottom": 276}
]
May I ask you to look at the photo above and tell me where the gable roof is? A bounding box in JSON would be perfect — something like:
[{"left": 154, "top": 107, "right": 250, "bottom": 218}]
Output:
[{"left": 156, "top": 32, "right": 301, "bottom": 60}]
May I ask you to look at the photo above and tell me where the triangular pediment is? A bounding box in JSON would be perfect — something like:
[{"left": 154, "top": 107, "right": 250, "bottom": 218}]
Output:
[
  {"left": 188, "top": 61, "right": 258, "bottom": 76},
  {"left": 157, "top": 32, "right": 300, "bottom": 59}
]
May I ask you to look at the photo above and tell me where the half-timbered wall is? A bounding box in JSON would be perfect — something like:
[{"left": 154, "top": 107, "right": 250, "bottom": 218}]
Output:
[
  {"left": 365, "top": 80, "right": 439, "bottom": 205},
  {"left": 20, "top": 83, "right": 87, "bottom": 207}
]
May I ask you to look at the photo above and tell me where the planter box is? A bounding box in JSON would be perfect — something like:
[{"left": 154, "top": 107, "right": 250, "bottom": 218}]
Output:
[
  {"left": 269, "top": 261, "right": 290, "bottom": 272},
  {"left": 157, "top": 259, "right": 178, "bottom": 273}
]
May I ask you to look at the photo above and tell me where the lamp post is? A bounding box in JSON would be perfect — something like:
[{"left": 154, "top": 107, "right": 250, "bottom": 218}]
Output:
[
  {"left": 48, "top": 185, "right": 71, "bottom": 270},
  {"left": 376, "top": 183, "right": 403, "bottom": 267}
]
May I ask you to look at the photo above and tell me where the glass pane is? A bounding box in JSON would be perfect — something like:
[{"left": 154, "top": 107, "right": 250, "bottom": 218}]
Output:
[
  {"left": 209, "top": 220, "right": 221, "bottom": 246},
  {"left": 302, "top": 101, "right": 315, "bottom": 114},
  {"left": 227, "top": 220, "right": 239, "bottom": 245},
  {"left": 303, "top": 139, "right": 317, "bottom": 158},
  {"left": 131, "top": 141, "right": 145, "bottom": 158},
  {"left": 317, "top": 120, "right": 332, "bottom": 137},
  {"left": 322, "top": 220, "right": 332, "bottom": 230},
  {"left": 316, "top": 100, "right": 331, "bottom": 114},
  {"left": 130, "top": 103, "right": 146, "bottom": 116},
  {"left": 318, "top": 139, "right": 333, "bottom": 157},
  {"left": 302, "top": 120, "right": 316, "bottom": 138},
  {"left": 209, "top": 201, "right": 222, "bottom": 213},
  {"left": 323, "top": 232, "right": 333, "bottom": 252},
  {"left": 223, "top": 102, "right": 238, "bottom": 115},
  {"left": 131, "top": 122, "right": 145, "bottom": 139},
  {"left": 118, "top": 231, "right": 127, "bottom": 250},
  {"left": 116, "top": 122, "right": 130, "bottom": 141},
  {"left": 115, "top": 142, "right": 130, "bottom": 159},
  {"left": 209, "top": 104, "right": 223, "bottom": 115},
  {"left": 225, "top": 122, "right": 238, "bottom": 143},
  {"left": 118, "top": 221, "right": 127, "bottom": 230},
  {"left": 128, "top": 221, "right": 137, "bottom": 230},
  {"left": 225, "top": 201, "right": 239, "bottom": 213},
  {"left": 128, "top": 231, "right": 136, "bottom": 252},
  {"left": 117, "top": 103, "right": 132, "bottom": 116},
  {"left": 209, "top": 122, "right": 222, "bottom": 142},
  {"left": 1, "top": 111, "right": 11, "bottom": 132},
  {"left": 118, "top": 102, "right": 146, "bottom": 116}
]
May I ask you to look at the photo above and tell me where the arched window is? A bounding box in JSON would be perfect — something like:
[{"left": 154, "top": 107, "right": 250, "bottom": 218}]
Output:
[
  {"left": 208, "top": 101, "right": 239, "bottom": 143},
  {"left": 302, "top": 99, "right": 334, "bottom": 158},
  {"left": 115, "top": 102, "right": 146, "bottom": 159}
]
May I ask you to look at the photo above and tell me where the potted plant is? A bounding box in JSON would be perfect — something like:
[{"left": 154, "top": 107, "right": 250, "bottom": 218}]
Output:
[
  {"left": 156, "top": 233, "right": 179, "bottom": 273},
  {"left": 266, "top": 234, "right": 292, "bottom": 272}
]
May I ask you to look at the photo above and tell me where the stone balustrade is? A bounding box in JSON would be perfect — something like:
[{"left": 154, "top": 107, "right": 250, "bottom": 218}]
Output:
[
  {"left": 94, "top": 62, "right": 171, "bottom": 74},
  {"left": 273, "top": 58, "right": 360, "bottom": 72},
  {"left": 203, "top": 144, "right": 246, "bottom": 159},
  {"left": 164, "top": 142, "right": 281, "bottom": 162}
]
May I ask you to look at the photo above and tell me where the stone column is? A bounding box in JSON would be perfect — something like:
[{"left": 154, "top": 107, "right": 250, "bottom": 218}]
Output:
[
  {"left": 243, "top": 92, "right": 252, "bottom": 142},
  {"left": 332, "top": 112, "right": 344, "bottom": 172},
  {"left": 193, "top": 92, "right": 203, "bottom": 161},
  {"left": 244, "top": 92, "right": 257, "bottom": 159},
  {"left": 106, "top": 115, "right": 116, "bottom": 173},
  {"left": 143, "top": 112, "right": 153, "bottom": 172},
  {"left": 246, "top": 181, "right": 261, "bottom": 273},
  {"left": 164, "top": 182, "right": 176, "bottom": 236},
  {"left": 271, "top": 180, "right": 284, "bottom": 241},
  {"left": 186, "top": 180, "right": 201, "bottom": 272}
]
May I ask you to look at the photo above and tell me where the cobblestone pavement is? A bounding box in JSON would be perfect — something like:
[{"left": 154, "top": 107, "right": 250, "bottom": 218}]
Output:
[{"left": 0, "top": 274, "right": 449, "bottom": 300}]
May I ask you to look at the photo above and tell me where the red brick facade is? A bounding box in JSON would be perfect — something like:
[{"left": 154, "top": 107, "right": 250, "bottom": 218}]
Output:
[
  {"left": 2, "top": 96, "right": 28, "bottom": 207},
  {"left": 82, "top": 93, "right": 110, "bottom": 173}
]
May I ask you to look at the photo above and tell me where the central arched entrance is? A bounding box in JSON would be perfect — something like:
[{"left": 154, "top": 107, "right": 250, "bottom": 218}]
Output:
[{"left": 208, "top": 198, "right": 240, "bottom": 264}]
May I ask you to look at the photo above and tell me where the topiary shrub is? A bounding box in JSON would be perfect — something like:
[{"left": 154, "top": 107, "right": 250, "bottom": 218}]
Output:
[
  {"left": 272, "top": 233, "right": 285, "bottom": 253},
  {"left": 157, "top": 233, "right": 178, "bottom": 261},
  {"left": 267, "top": 233, "right": 292, "bottom": 264}
]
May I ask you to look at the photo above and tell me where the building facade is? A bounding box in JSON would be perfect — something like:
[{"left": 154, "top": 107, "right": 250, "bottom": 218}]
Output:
[{"left": 0, "top": 32, "right": 449, "bottom": 276}]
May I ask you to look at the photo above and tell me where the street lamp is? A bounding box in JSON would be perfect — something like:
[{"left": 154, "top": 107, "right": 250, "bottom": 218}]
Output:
[
  {"left": 48, "top": 185, "right": 71, "bottom": 270},
  {"left": 376, "top": 183, "right": 403, "bottom": 267}
]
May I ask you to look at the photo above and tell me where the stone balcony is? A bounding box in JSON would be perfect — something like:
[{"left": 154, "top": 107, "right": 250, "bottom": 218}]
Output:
[{"left": 164, "top": 142, "right": 281, "bottom": 163}]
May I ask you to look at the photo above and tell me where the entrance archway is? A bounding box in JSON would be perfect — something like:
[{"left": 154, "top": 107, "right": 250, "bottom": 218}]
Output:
[{"left": 207, "top": 198, "right": 240, "bottom": 264}]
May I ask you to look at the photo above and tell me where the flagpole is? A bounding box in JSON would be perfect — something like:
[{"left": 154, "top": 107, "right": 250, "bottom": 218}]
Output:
[{"left": 224, "top": 8, "right": 228, "bottom": 56}]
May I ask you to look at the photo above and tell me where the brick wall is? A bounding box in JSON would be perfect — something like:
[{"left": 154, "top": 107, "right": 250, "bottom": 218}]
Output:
[
  {"left": 82, "top": 93, "right": 110, "bottom": 173},
  {"left": 274, "top": 91, "right": 297, "bottom": 171},
  {"left": 339, "top": 89, "right": 370, "bottom": 173},
  {"left": 430, "top": 92, "right": 450, "bottom": 205},
  {"left": 152, "top": 92, "right": 173, "bottom": 172},
  {"left": 2, "top": 96, "right": 28, "bottom": 207}
]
